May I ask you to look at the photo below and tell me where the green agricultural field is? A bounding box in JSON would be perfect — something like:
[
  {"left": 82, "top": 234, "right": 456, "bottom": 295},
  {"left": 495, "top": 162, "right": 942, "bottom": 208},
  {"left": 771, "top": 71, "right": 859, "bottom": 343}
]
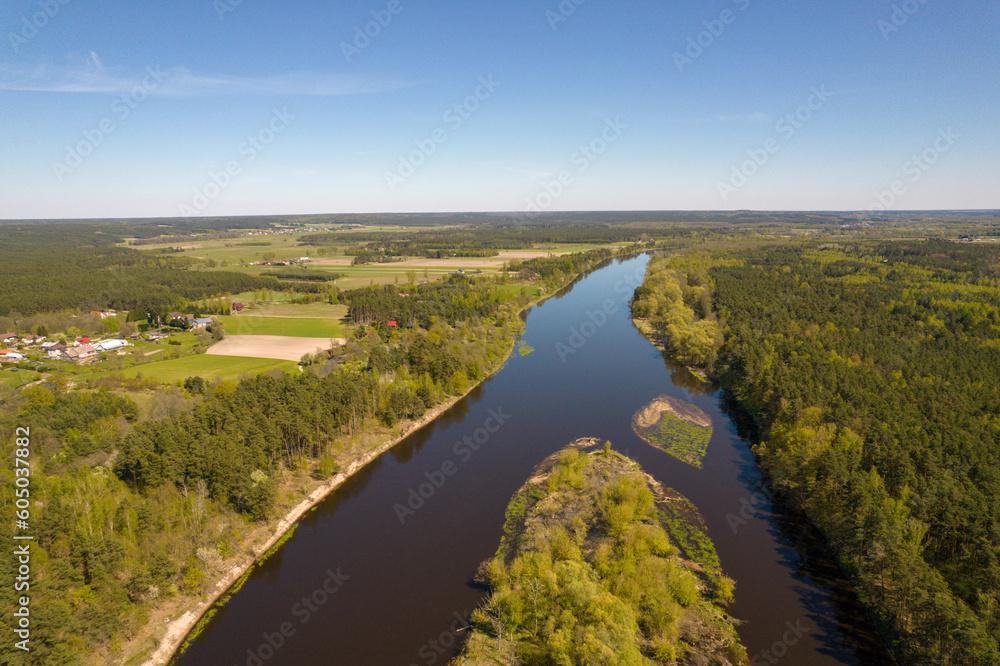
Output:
[
  {"left": 330, "top": 265, "right": 457, "bottom": 289},
  {"left": 133, "top": 229, "right": 619, "bottom": 290},
  {"left": 112, "top": 354, "right": 297, "bottom": 384},
  {"left": 249, "top": 303, "right": 348, "bottom": 319},
  {"left": 135, "top": 234, "right": 315, "bottom": 267},
  {"left": 217, "top": 315, "right": 344, "bottom": 338}
]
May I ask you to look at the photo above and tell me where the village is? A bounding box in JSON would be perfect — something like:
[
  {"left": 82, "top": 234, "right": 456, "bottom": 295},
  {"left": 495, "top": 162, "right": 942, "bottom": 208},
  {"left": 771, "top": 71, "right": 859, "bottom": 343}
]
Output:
[{"left": 0, "top": 308, "right": 219, "bottom": 368}]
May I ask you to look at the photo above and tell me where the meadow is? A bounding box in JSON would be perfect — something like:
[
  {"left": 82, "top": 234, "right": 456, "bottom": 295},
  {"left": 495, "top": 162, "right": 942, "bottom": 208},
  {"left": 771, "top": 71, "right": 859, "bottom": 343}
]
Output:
[
  {"left": 113, "top": 354, "right": 297, "bottom": 384},
  {"left": 216, "top": 315, "right": 344, "bottom": 338}
]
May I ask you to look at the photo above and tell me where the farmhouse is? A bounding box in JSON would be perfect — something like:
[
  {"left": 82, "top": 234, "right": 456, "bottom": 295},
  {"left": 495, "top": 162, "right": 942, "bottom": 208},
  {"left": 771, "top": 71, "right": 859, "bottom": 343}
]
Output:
[
  {"left": 62, "top": 344, "right": 97, "bottom": 363},
  {"left": 192, "top": 318, "right": 214, "bottom": 329},
  {"left": 0, "top": 333, "right": 17, "bottom": 343},
  {"left": 0, "top": 350, "right": 24, "bottom": 362},
  {"left": 232, "top": 301, "right": 245, "bottom": 313},
  {"left": 45, "top": 343, "right": 68, "bottom": 359}
]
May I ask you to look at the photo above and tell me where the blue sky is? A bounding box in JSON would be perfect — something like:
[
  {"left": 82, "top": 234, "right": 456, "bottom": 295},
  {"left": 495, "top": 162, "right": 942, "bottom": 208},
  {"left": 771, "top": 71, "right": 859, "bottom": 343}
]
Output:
[{"left": 1, "top": 0, "right": 997, "bottom": 218}]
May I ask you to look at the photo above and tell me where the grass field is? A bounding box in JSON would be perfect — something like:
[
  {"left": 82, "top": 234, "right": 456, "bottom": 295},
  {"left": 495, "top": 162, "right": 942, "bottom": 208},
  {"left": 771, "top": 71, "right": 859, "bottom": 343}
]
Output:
[
  {"left": 497, "top": 284, "right": 540, "bottom": 297},
  {"left": 113, "top": 355, "right": 297, "bottom": 384},
  {"left": 217, "top": 315, "right": 344, "bottom": 338},
  {"left": 249, "top": 303, "right": 348, "bottom": 319},
  {"left": 0, "top": 367, "right": 41, "bottom": 390}
]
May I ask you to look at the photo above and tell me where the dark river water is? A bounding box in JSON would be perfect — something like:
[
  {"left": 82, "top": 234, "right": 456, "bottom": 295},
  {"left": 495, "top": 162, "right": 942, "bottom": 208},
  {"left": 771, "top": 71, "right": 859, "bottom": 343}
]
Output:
[{"left": 174, "top": 255, "right": 893, "bottom": 665}]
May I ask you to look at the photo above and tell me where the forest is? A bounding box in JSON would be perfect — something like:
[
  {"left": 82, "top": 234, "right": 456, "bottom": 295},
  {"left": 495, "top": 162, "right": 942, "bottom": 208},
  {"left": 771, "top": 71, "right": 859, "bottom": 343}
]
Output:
[
  {"left": 684, "top": 241, "right": 1000, "bottom": 663},
  {"left": 0, "top": 225, "right": 286, "bottom": 317},
  {"left": 0, "top": 267, "right": 527, "bottom": 664}
]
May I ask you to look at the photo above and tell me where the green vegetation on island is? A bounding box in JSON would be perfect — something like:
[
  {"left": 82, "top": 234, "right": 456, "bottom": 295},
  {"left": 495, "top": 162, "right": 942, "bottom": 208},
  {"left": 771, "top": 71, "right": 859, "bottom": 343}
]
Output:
[
  {"left": 632, "top": 396, "right": 713, "bottom": 468},
  {"left": 454, "top": 440, "right": 744, "bottom": 665}
]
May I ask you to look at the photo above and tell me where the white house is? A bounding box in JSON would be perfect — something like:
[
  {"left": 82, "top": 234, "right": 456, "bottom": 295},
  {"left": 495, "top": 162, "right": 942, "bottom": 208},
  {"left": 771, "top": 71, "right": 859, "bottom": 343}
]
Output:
[{"left": 95, "top": 339, "right": 127, "bottom": 352}]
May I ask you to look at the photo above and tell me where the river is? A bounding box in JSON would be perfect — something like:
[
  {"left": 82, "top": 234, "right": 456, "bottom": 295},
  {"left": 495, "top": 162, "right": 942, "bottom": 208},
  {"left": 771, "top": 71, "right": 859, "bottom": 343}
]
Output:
[{"left": 173, "top": 254, "right": 892, "bottom": 665}]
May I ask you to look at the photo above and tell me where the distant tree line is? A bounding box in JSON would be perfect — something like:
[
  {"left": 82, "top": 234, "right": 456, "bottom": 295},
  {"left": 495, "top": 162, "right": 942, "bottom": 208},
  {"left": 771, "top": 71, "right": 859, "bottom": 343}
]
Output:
[{"left": 0, "top": 225, "right": 295, "bottom": 317}]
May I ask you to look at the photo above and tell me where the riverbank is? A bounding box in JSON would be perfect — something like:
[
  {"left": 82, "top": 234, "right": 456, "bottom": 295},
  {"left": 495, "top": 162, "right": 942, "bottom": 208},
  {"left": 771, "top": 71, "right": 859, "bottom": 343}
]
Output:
[
  {"left": 139, "top": 373, "right": 504, "bottom": 666},
  {"left": 133, "top": 274, "right": 583, "bottom": 666}
]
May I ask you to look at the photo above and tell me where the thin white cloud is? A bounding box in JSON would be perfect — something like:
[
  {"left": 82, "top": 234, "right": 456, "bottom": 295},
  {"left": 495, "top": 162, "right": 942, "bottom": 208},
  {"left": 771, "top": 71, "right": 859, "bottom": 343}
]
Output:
[{"left": 0, "top": 62, "right": 417, "bottom": 97}]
